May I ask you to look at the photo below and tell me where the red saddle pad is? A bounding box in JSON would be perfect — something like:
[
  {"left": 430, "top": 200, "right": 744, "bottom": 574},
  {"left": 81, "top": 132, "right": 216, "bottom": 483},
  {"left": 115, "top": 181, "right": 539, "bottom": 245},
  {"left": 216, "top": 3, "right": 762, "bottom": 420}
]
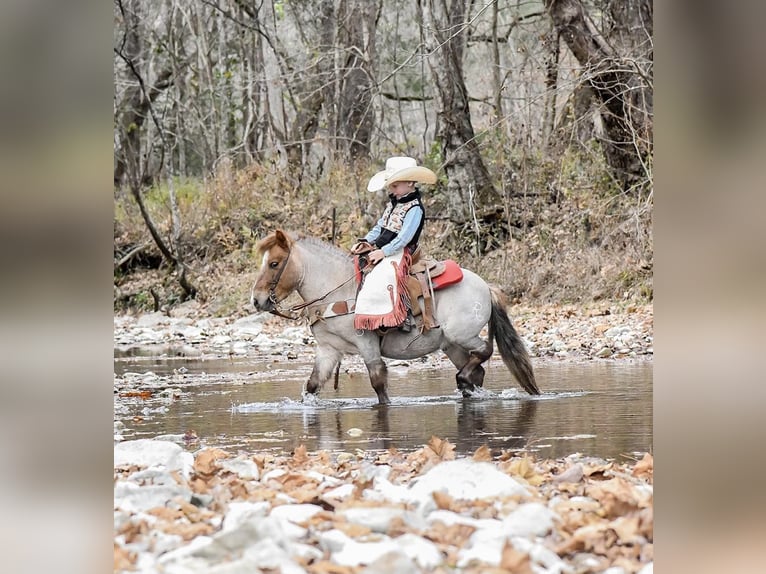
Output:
[{"left": 432, "top": 260, "right": 463, "bottom": 290}]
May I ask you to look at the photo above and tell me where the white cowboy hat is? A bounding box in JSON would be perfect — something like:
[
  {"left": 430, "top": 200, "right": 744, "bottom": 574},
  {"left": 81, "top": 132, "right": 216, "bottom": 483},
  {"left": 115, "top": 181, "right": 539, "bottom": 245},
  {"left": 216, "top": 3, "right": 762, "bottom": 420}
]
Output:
[{"left": 366, "top": 156, "right": 437, "bottom": 192}]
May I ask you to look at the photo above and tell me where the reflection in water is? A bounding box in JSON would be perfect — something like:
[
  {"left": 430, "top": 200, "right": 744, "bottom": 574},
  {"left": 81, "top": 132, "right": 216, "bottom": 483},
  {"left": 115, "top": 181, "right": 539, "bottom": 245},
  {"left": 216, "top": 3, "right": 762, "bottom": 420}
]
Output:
[{"left": 114, "top": 356, "right": 652, "bottom": 460}]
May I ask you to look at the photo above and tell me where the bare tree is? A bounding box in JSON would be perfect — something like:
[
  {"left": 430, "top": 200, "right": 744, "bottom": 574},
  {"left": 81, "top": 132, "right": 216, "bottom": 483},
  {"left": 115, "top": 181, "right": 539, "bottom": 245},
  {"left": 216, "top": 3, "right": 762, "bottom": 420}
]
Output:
[
  {"left": 545, "top": 0, "right": 653, "bottom": 189},
  {"left": 336, "top": 0, "right": 379, "bottom": 161},
  {"left": 420, "top": 0, "right": 496, "bottom": 223}
]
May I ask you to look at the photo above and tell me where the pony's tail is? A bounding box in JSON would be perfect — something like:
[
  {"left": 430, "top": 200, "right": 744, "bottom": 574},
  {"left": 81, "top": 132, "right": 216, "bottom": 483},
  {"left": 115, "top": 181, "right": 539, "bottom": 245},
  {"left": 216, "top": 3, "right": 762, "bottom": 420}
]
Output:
[{"left": 488, "top": 286, "right": 540, "bottom": 395}]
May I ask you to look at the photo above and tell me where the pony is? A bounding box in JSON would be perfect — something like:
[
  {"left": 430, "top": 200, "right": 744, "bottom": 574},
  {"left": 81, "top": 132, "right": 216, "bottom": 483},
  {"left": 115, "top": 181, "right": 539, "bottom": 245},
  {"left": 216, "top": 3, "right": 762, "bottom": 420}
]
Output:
[{"left": 250, "top": 230, "right": 539, "bottom": 405}]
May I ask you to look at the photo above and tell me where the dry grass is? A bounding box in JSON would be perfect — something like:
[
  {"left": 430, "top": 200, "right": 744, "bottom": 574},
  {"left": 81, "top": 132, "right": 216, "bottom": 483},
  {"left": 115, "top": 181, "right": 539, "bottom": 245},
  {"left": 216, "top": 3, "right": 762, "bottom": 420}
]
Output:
[{"left": 114, "top": 151, "right": 652, "bottom": 315}]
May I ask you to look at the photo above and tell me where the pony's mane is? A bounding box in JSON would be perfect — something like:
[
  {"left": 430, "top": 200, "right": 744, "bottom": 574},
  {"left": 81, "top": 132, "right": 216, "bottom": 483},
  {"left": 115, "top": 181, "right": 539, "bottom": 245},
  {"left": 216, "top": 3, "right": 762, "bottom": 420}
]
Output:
[
  {"left": 255, "top": 230, "right": 351, "bottom": 263},
  {"left": 297, "top": 235, "right": 352, "bottom": 263}
]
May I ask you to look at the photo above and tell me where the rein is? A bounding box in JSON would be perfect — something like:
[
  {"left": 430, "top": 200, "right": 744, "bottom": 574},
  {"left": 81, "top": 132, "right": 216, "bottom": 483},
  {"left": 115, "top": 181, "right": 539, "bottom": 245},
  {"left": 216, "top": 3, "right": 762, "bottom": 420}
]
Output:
[{"left": 266, "top": 244, "right": 356, "bottom": 321}]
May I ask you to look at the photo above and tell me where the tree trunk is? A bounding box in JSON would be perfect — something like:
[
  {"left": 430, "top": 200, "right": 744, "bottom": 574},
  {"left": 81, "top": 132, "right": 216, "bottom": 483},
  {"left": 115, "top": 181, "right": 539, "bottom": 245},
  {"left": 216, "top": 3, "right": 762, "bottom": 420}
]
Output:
[
  {"left": 420, "top": 0, "right": 496, "bottom": 222},
  {"left": 544, "top": 0, "right": 652, "bottom": 189},
  {"left": 337, "top": 0, "right": 378, "bottom": 161}
]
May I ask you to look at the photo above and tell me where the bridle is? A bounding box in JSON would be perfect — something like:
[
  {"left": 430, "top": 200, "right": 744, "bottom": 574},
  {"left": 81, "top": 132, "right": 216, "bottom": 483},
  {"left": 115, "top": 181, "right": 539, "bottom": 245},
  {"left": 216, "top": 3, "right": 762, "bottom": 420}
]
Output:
[{"left": 260, "top": 243, "right": 356, "bottom": 321}]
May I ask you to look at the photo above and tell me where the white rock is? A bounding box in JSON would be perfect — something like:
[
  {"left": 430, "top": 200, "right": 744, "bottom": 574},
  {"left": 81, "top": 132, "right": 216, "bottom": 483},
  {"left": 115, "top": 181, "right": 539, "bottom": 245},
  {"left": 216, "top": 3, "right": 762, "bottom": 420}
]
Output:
[
  {"left": 114, "top": 482, "right": 191, "bottom": 513},
  {"left": 340, "top": 506, "right": 407, "bottom": 533},
  {"left": 232, "top": 314, "right": 269, "bottom": 336},
  {"left": 220, "top": 457, "right": 261, "bottom": 480},
  {"left": 395, "top": 533, "right": 443, "bottom": 568},
  {"left": 157, "top": 535, "right": 215, "bottom": 566},
  {"left": 426, "top": 509, "right": 502, "bottom": 531},
  {"left": 262, "top": 468, "right": 287, "bottom": 482},
  {"left": 126, "top": 468, "right": 180, "bottom": 486},
  {"left": 361, "top": 551, "right": 419, "bottom": 574},
  {"left": 270, "top": 503, "right": 324, "bottom": 524},
  {"left": 221, "top": 501, "right": 270, "bottom": 532},
  {"left": 137, "top": 312, "right": 169, "bottom": 327},
  {"left": 114, "top": 439, "right": 193, "bottom": 477},
  {"left": 319, "top": 529, "right": 442, "bottom": 569},
  {"left": 511, "top": 537, "right": 573, "bottom": 573},
  {"left": 323, "top": 483, "right": 356, "bottom": 500},
  {"left": 405, "top": 458, "right": 529, "bottom": 502},
  {"left": 503, "top": 502, "right": 556, "bottom": 537},
  {"left": 304, "top": 470, "right": 341, "bottom": 487},
  {"left": 189, "top": 516, "right": 307, "bottom": 562}
]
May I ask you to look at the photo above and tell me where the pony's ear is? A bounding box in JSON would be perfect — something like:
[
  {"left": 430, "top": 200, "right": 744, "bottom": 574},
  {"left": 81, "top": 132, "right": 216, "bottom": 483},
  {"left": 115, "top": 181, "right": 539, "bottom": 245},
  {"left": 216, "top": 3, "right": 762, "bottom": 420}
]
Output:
[{"left": 274, "top": 229, "right": 292, "bottom": 249}]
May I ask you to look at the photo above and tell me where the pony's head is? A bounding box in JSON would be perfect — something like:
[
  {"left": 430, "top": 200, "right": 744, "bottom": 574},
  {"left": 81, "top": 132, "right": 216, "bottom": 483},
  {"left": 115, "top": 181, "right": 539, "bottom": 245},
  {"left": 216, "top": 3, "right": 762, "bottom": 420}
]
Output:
[{"left": 250, "top": 229, "right": 301, "bottom": 312}]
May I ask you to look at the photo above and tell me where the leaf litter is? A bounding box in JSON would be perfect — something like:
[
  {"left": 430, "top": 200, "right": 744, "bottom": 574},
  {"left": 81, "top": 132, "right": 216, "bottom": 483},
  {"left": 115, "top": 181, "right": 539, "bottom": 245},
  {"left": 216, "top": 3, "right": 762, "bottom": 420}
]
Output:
[{"left": 114, "top": 436, "right": 653, "bottom": 573}]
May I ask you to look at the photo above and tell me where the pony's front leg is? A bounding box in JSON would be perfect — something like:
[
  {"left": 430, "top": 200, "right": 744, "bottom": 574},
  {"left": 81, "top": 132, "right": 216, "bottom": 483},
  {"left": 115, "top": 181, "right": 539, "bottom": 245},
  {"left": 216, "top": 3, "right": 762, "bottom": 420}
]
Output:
[
  {"left": 355, "top": 340, "right": 390, "bottom": 405},
  {"left": 306, "top": 346, "right": 342, "bottom": 397},
  {"left": 365, "top": 358, "right": 390, "bottom": 405}
]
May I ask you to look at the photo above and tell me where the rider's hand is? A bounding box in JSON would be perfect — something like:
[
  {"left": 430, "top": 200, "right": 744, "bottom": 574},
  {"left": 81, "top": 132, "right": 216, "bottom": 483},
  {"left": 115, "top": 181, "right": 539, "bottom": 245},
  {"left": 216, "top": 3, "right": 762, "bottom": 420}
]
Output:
[
  {"left": 368, "top": 249, "right": 385, "bottom": 265},
  {"left": 351, "top": 241, "right": 371, "bottom": 254}
]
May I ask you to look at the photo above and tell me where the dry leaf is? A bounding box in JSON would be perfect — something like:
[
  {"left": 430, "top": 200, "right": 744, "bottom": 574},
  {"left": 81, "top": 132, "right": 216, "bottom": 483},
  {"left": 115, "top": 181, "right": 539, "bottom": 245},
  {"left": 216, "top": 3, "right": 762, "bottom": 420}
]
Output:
[
  {"left": 504, "top": 456, "right": 544, "bottom": 486},
  {"left": 307, "top": 560, "right": 356, "bottom": 574},
  {"left": 609, "top": 515, "right": 643, "bottom": 544},
  {"left": 114, "top": 543, "right": 136, "bottom": 571},
  {"left": 146, "top": 507, "right": 184, "bottom": 521},
  {"left": 432, "top": 490, "right": 455, "bottom": 510},
  {"left": 425, "top": 521, "right": 476, "bottom": 548},
  {"left": 119, "top": 391, "right": 153, "bottom": 399},
  {"left": 473, "top": 444, "right": 493, "bottom": 462},
  {"left": 632, "top": 453, "right": 653, "bottom": 480},
  {"left": 500, "top": 540, "right": 534, "bottom": 573},
  {"left": 426, "top": 435, "right": 456, "bottom": 461},
  {"left": 161, "top": 521, "right": 215, "bottom": 541},
  {"left": 193, "top": 448, "right": 230, "bottom": 477},
  {"left": 333, "top": 521, "right": 372, "bottom": 538},
  {"left": 293, "top": 444, "right": 309, "bottom": 466}
]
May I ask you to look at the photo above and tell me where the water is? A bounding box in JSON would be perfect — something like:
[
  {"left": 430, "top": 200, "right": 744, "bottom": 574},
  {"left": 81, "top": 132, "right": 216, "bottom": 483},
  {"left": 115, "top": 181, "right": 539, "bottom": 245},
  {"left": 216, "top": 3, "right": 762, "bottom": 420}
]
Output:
[{"left": 114, "top": 353, "right": 652, "bottom": 461}]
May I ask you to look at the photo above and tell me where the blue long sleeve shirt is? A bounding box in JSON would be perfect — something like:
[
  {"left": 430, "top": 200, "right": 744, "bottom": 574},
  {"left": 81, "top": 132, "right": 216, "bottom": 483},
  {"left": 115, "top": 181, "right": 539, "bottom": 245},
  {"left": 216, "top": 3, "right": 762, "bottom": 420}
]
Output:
[{"left": 364, "top": 207, "right": 423, "bottom": 257}]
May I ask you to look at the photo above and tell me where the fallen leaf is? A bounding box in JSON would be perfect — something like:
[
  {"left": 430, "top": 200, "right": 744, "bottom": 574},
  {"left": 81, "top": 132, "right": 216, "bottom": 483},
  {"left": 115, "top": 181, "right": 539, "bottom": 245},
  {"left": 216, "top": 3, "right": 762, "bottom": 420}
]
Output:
[
  {"left": 146, "top": 507, "right": 184, "bottom": 521},
  {"left": 333, "top": 521, "right": 372, "bottom": 538},
  {"left": 473, "top": 444, "right": 493, "bottom": 462},
  {"left": 432, "top": 490, "right": 455, "bottom": 510},
  {"left": 161, "top": 521, "right": 215, "bottom": 541},
  {"left": 306, "top": 560, "right": 356, "bottom": 574},
  {"left": 425, "top": 521, "right": 476, "bottom": 548},
  {"left": 119, "top": 391, "right": 153, "bottom": 399},
  {"left": 426, "top": 435, "right": 456, "bottom": 461},
  {"left": 293, "top": 444, "right": 309, "bottom": 466},
  {"left": 113, "top": 543, "right": 136, "bottom": 571},
  {"left": 500, "top": 540, "right": 534, "bottom": 573},
  {"left": 504, "top": 456, "right": 544, "bottom": 486},
  {"left": 193, "top": 448, "right": 230, "bottom": 477},
  {"left": 632, "top": 452, "right": 653, "bottom": 480}
]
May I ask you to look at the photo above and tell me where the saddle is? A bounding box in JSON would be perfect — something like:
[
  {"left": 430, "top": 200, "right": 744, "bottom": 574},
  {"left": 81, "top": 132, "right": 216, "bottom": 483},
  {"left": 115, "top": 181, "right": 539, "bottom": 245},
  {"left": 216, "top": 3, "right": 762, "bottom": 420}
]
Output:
[
  {"left": 406, "top": 250, "right": 463, "bottom": 332},
  {"left": 306, "top": 246, "right": 463, "bottom": 332}
]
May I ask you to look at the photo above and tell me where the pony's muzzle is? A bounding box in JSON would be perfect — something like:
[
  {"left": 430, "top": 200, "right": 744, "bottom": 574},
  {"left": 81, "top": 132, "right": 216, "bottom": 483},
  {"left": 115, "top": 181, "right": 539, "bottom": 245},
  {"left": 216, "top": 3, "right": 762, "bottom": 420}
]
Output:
[{"left": 250, "top": 288, "right": 273, "bottom": 312}]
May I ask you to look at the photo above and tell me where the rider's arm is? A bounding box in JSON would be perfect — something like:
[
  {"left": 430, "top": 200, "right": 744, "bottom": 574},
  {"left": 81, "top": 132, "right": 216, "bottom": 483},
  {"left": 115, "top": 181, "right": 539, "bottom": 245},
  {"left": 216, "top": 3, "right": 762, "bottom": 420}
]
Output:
[{"left": 364, "top": 219, "right": 384, "bottom": 244}]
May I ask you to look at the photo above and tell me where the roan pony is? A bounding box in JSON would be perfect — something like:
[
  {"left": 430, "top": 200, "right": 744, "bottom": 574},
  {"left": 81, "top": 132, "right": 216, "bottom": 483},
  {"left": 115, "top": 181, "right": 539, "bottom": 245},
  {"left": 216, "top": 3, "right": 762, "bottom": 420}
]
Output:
[{"left": 250, "top": 230, "right": 539, "bottom": 404}]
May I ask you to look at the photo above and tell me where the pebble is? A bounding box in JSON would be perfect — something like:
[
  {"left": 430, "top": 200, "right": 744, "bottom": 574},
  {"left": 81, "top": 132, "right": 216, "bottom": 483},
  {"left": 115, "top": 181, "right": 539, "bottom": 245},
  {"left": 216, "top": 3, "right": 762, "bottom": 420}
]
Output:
[{"left": 114, "top": 303, "right": 653, "bottom": 360}]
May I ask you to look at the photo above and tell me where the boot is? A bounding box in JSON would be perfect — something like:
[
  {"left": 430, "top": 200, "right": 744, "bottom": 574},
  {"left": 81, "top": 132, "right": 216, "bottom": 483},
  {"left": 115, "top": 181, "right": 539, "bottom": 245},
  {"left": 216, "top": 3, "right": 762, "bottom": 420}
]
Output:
[{"left": 399, "top": 311, "right": 414, "bottom": 333}]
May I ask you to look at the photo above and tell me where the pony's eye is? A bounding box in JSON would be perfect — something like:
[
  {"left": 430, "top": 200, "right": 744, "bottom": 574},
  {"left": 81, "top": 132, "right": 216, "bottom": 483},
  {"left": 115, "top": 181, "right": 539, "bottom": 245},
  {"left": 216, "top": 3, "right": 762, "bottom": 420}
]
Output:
[{"left": 269, "top": 261, "right": 279, "bottom": 269}]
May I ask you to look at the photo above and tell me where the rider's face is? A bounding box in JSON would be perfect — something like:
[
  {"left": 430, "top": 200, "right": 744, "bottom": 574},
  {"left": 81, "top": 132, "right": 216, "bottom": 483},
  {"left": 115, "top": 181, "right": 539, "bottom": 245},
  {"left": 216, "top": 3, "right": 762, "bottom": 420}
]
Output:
[{"left": 388, "top": 181, "right": 415, "bottom": 198}]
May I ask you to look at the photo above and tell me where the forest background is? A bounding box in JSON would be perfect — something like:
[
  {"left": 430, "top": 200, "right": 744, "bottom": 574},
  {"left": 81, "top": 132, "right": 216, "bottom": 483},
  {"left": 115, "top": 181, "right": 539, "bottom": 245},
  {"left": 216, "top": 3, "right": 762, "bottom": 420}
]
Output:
[{"left": 113, "top": 0, "right": 653, "bottom": 316}]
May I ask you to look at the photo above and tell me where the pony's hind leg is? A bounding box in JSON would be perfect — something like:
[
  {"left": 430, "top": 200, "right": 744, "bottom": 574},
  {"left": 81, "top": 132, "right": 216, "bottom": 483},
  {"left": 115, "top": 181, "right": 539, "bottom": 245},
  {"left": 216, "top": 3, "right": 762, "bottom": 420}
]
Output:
[
  {"left": 306, "top": 346, "right": 343, "bottom": 396},
  {"left": 444, "top": 340, "right": 492, "bottom": 397}
]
